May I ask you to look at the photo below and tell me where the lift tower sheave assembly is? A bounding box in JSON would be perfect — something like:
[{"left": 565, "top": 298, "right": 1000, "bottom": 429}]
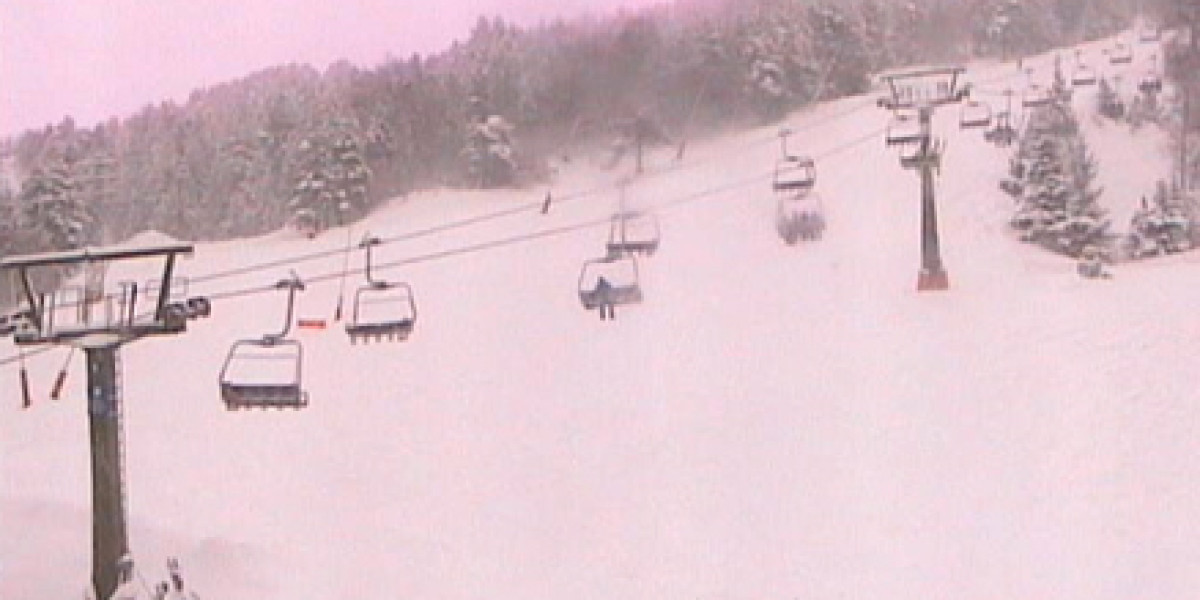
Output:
[
  {"left": 0, "top": 243, "right": 207, "bottom": 600},
  {"left": 878, "top": 66, "right": 969, "bottom": 292}
]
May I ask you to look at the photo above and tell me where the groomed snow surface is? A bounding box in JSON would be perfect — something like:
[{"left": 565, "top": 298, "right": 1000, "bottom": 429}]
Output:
[{"left": 5, "top": 33, "right": 1200, "bottom": 599}]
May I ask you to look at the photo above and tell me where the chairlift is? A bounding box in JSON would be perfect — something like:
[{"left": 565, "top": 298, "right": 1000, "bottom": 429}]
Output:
[
  {"left": 773, "top": 156, "right": 816, "bottom": 193},
  {"left": 1109, "top": 44, "right": 1133, "bottom": 65},
  {"left": 772, "top": 128, "right": 816, "bottom": 192},
  {"left": 578, "top": 255, "right": 642, "bottom": 312},
  {"left": 219, "top": 274, "right": 308, "bottom": 410},
  {"left": 1072, "top": 65, "right": 1098, "bottom": 86},
  {"left": 345, "top": 236, "right": 417, "bottom": 344},
  {"left": 885, "top": 110, "right": 924, "bottom": 146},
  {"left": 776, "top": 191, "right": 825, "bottom": 244},
  {"left": 1139, "top": 73, "right": 1163, "bottom": 94},
  {"left": 1022, "top": 84, "right": 1054, "bottom": 108},
  {"left": 959, "top": 100, "right": 992, "bottom": 129},
  {"left": 984, "top": 111, "right": 1018, "bottom": 147},
  {"left": 607, "top": 211, "right": 660, "bottom": 257}
]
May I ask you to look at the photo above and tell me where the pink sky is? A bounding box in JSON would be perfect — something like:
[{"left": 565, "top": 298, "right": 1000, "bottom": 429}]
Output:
[{"left": 1, "top": 0, "right": 667, "bottom": 137}]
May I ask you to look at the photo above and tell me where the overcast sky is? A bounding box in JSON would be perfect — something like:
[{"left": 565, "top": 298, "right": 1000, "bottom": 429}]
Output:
[{"left": 1, "top": 0, "right": 667, "bottom": 136}]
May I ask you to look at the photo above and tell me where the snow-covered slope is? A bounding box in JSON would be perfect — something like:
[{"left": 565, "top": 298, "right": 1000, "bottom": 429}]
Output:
[{"left": 5, "top": 33, "right": 1199, "bottom": 600}]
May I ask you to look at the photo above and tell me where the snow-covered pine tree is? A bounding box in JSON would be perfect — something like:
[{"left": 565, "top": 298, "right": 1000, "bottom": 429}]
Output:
[
  {"left": 287, "top": 120, "right": 372, "bottom": 236},
  {"left": 805, "top": 4, "right": 870, "bottom": 97},
  {"left": 1010, "top": 103, "right": 1111, "bottom": 257},
  {"left": 463, "top": 113, "right": 517, "bottom": 188},
  {"left": 1125, "top": 180, "right": 1192, "bottom": 258},
  {"left": 19, "top": 160, "right": 97, "bottom": 251},
  {"left": 746, "top": 49, "right": 788, "bottom": 122}
]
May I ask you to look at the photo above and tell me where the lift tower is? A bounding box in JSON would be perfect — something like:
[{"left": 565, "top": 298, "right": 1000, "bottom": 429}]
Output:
[
  {"left": 879, "top": 67, "right": 970, "bottom": 291},
  {"left": 1, "top": 243, "right": 207, "bottom": 600}
]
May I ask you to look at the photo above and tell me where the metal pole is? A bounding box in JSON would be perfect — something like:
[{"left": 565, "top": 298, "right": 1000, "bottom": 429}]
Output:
[
  {"left": 916, "top": 106, "right": 949, "bottom": 291},
  {"left": 85, "top": 343, "right": 129, "bottom": 600}
]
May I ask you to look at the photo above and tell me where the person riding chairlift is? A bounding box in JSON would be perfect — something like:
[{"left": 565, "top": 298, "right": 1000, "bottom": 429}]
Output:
[{"left": 595, "top": 276, "right": 616, "bottom": 321}]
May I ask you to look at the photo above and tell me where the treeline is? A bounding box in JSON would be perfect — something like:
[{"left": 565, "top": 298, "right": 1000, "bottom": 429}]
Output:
[{"left": 0, "top": 0, "right": 1137, "bottom": 259}]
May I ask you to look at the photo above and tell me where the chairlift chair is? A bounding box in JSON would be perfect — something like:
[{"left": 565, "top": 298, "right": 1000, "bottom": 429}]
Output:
[
  {"left": 1139, "top": 74, "right": 1163, "bottom": 94},
  {"left": 984, "top": 111, "right": 1018, "bottom": 147},
  {"left": 345, "top": 236, "right": 417, "bottom": 344},
  {"left": 776, "top": 191, "right": 825, "bottom": 244},
  {"left": 578, "top": 255, "right": 642, "bottom": 311},
  {"left": 772, "top": 128, "right": 816, "bottom": 193},
  {"left": 959, "top": 100, "right": 993, "bottom": 129},
  {"left": 606, "top": 211, "right": 660, "bottom": 257},
  {"left": 1109, "top": 44, "right": 1134, "bottom": 65},
  {"left": 885, "top": 111, "right": 924, "bottom": 147},
  {"left": 219, "top": 275, "right": 308, "bottom": 410},
  {"left": 1022, "top": 85, "right": 1054, "bottom": 108},
  {"left": 772, "top": 155, "right": 817, "bottom": 193},
  {"left": 1072, "top": 65, "right": 1098, "bottom": 86}
]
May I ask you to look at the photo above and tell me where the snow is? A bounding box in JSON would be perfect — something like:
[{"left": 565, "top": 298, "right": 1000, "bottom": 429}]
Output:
[{"left": 4, "top": 32, "right": 1199, "bottom": 600}]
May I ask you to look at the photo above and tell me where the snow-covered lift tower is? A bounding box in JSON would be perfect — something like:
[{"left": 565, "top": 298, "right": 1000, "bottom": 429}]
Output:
[
  {"left": 878, "top": 66, "right": 969, "bottom": 291},
  {"left": 0, "top": 243, "right": 208, "bottom": 600}
]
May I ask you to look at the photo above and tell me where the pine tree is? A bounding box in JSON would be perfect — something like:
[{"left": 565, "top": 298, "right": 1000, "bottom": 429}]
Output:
[
  {"left": 1125, "top": 180, "right": 1192, "bottom": 258},
  {"left": 288, "top": 121, "right": 372, "bottom": 235},
  {"left": 806, "top": 4, "right": 870, "bottom": 97},
  {"left": 1010, "top": 104, "right": 1111, "bottom": 257},
  {"left": 463, "top": 113, "right": 517, "bottom": 188},
  {"left": 19, "top": 160, "right": 97, "bottom": 251}
]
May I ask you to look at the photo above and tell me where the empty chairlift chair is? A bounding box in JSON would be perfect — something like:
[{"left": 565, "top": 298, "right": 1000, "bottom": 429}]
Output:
[
  {"left": 219, "top": 275, "right": 308, "bottom": 410},
  {"left": 885, "top": 110, "right": 924, "bottom": 146},
  {"left": 1109, "top": 44, "right": 1134, "bottom": 65},
  {"left": 772, "top": 128, "right": 816, "bottom": 193},
  {"left": 578, "top": 255, "right": 642, "bottom": 314},
  {"left": 959, "top": 100, "right": 993, "bottom": 129},
  {"left": 1072, "top": 64, "right": 1098, "bottom": 86},
  {"left": 772, "top": 155, "right": 817, "bottom": 193},
  {"left": 1022, "top": 84, "right": 1054, "bottom": 108},
  {"left": 607, "top": 211, "right": 660, "bottom": 257},
  {"left": 345, "top": 235, "right": 417, "bottom": 344}
]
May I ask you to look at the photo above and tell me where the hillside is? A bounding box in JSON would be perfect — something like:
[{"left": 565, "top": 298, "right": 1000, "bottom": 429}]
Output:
[{"left": 3, "top": 30, "right": 1198, "bottom": 600}]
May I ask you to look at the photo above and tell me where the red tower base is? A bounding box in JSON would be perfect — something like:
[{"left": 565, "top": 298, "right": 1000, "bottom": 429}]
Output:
[{"left": 917, "top": 268, "right": 950, "bottom": 291}]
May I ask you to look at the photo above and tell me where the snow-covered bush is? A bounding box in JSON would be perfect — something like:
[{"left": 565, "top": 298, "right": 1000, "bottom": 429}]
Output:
[{"left": 1124, "top": 181, "right": 1193, "bottom": 258}]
